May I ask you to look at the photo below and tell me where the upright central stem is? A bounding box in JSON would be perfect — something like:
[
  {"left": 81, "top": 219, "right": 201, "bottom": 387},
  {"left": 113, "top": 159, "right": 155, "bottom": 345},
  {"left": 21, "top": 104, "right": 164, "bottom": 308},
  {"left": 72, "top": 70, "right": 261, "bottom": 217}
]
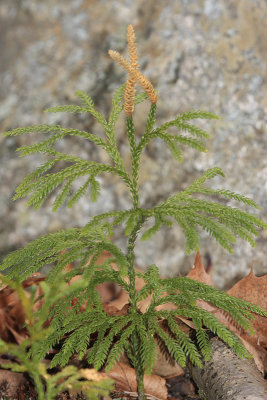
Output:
[
  {"left": 126, "top": 115, "right": 146, "bottom": 399},
  {"left": 126, "top": 116, "right": 140, "bottom": 209},
  {"left": 126, "top": 114, "right": 141, "bottom": 307},
  {"left": 126, "top": 215, "right": 146, "bottom": 400},
  {"left": 127, "top": 215, "right": 145, "bottom": 308}
]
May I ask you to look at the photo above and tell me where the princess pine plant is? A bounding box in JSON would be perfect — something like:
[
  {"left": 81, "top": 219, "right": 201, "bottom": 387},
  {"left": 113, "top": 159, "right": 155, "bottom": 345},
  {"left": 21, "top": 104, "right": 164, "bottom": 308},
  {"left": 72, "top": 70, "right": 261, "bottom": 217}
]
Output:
[{"left": 1, "top": 25, "right": 267, "bottom": 400}]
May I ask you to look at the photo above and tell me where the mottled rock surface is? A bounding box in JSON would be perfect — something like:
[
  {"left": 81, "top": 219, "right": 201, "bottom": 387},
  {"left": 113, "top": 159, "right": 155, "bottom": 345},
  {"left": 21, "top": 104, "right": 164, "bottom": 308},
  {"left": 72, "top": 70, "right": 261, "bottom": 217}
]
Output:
[{"left": 0, "top": 0, "right": 266, "bottom": 288}]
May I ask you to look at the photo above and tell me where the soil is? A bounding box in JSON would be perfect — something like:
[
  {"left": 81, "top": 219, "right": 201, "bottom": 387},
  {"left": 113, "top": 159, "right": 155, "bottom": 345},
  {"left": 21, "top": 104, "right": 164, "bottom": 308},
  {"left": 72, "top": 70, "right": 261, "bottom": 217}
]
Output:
[{"left": 166, "top": 375, "right": 200, "bottom": 400}]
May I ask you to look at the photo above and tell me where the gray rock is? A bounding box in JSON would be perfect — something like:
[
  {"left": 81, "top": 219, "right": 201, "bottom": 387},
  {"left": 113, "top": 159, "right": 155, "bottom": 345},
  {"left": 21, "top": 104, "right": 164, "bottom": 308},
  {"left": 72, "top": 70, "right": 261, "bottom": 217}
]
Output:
[{"left": 0, "top": 0, "right": 266, "bottom": 288}]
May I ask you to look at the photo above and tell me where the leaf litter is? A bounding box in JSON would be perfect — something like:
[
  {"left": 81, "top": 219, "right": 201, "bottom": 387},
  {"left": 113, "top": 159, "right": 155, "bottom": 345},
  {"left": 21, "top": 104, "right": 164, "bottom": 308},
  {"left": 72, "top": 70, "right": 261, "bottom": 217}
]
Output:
[{"left": 0, "top": 251, "right": 266, "bottom": 399}]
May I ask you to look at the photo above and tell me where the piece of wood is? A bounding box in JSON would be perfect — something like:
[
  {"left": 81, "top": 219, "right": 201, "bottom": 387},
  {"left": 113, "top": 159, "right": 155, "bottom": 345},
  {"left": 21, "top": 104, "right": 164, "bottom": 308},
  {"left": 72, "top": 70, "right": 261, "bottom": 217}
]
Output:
[{"left": 188, "top": 338, "right": 267, "bottom": 400}]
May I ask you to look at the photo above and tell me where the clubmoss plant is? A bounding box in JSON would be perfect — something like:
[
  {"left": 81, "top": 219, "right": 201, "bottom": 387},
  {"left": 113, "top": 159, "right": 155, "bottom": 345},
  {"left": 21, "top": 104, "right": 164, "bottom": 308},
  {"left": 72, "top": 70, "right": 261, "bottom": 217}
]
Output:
[
  {"left": 1, "top": 25, "right": 267, "bottom": 400},
  {"left": 0, "top": 274, "right": 113, "bottom": 400}
]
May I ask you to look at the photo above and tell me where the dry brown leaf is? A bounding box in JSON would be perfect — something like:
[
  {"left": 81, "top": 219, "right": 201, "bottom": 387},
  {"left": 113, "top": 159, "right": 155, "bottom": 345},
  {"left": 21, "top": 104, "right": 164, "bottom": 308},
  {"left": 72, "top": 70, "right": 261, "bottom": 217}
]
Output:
[
  {"left": 225, "top": 267, "right": 267, "bottom": 373},
  {"left": 21, "top": 273, "right": 46, "bottom": 288},
  {"left": 152, "top": 320, "right": 188, "bottom": 378},
  {"left": 65, "top": 250, "right": 123, "bottom": 306},
  {"left": 186, "top": 251, "right": 215, "bottom": 313},
  {"left": 62, "top": 251, "right": 145, "bottom": 312},
  {"left": 109, "top": 289, "right": 129, "bottom": 310},
  {"left": 237, "top": 335, "right": 267, "bottom": 374},
  {"left": 187, "top": 253, "right": 267, "bottom": 373},
  {"left": 103, "top": 303, "right": 129, "bottom": 316},
  {"left": 89, "top": 251, "right": 123, "bottom": 304},
  {"left": 104, "top": 362, "right": 167, "bottom": 400},
  {"left": 96, "top": 282, "right": 122, "bottom": 304},
  {"left": 0, "top": 273, "right": 46, "bottom": 343},
  {"left": 227, "top": 267, "right": 267, "bottom": 348},
  {"left": 208, "top": 267, "right": 267, "bottom": 370},
  {"left": 151, "top": 348, "right": 184, "bottom": 379},
  {"left": 187, "top": 251, "right": 213, "bottom": 286},
  {"left": 0, "top": 285, "right": 27, "bottom": 343},
  {"left": 80, "top": 368, "right": 105, "bottom": 382}
]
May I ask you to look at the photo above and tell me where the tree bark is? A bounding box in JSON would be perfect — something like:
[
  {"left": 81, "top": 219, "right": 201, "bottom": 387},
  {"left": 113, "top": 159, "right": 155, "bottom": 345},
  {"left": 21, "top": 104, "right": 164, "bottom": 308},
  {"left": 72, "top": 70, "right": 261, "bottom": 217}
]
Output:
[{"left": 188, "top": 338, "right": 267, "bottom": 400}]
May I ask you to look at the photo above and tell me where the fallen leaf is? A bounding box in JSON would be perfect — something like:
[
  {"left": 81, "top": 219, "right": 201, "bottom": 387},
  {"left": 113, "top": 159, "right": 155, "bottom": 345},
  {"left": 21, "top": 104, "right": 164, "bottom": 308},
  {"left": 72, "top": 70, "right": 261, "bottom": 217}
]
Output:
[
  {"left": 187, "top": 253, "right": 267, "bottom": 374},
  {"left": 104, "top": 362, "right": 167, "bottom": 400},
  {"left": 65, "top": 250, "right": 123, "bottom": 306},
  {"left": 22, "top": 273, "right": 46, "bottom": 288},
  {"left": 151, "top": 348, "right": 184, "bottom": 379},
  {"left": 103, "top": 303, "right": 129, "bottom": 316},
  {"left": 0, "top": 285, "right": 27, "bottom": 343},
  {"left": 187, "top": 251, "right": 213, "bottom": 286},
  {"left": 109, "top": 289, "right": 129, "bottom": 310},
  {"left": 80, "top": 368, "right": 105, "bottom": 382},
  {"left": 238, "top": 336, "right": 267, "bottom": 374},
  {"left": 96, "top": 281, "right": 122, "bottom": 304},
  {"left": 0, "top": 273, "right": 46, "bottom": 343},
  {"left": 227, "top": 267, "right": 267, "bottom": 348}
]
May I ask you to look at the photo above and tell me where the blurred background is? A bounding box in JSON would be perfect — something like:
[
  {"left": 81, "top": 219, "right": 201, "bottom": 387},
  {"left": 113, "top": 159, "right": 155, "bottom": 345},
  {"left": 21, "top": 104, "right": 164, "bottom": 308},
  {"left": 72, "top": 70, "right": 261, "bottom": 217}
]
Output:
[{"left": 0, "top": 0, "right": 266, "bottom": 288}]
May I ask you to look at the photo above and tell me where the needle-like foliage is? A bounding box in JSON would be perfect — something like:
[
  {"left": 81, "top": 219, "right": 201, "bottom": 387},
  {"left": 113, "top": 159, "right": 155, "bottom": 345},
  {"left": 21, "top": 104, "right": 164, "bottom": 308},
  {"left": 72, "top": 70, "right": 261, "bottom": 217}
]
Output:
[
  {"left": 0, "top": 274, "right": 113, "bottom": 400},
  {"left": 1, "top": 24, "right": 267, "bottom": 400}
]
